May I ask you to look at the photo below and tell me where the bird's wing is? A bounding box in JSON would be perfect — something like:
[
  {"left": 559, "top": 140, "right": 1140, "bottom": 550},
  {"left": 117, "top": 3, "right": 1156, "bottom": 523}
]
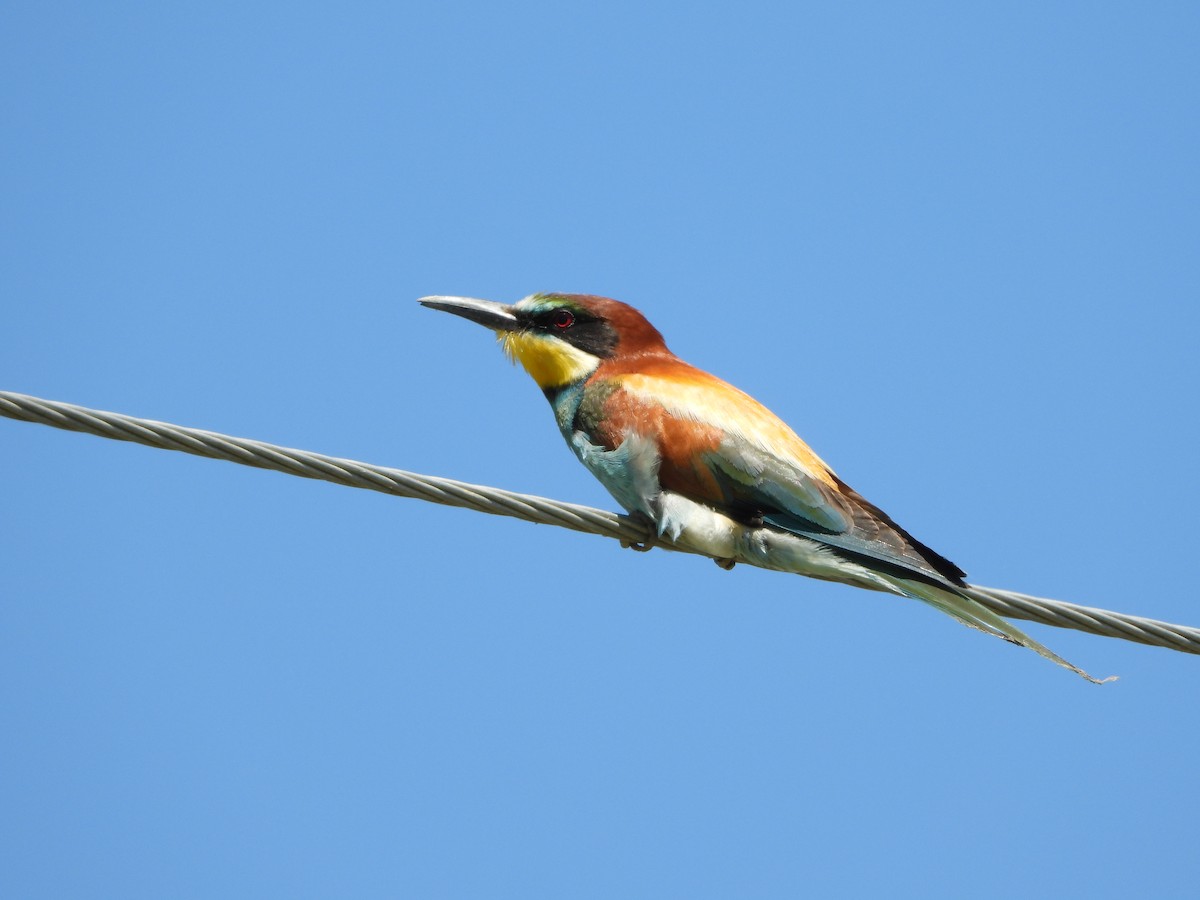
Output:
[
  {"left": 706, "top": 441, "right": 967, "bottom": 585},
  {"left": 587, "top": 365, "right": 965, "bottom": 586}
]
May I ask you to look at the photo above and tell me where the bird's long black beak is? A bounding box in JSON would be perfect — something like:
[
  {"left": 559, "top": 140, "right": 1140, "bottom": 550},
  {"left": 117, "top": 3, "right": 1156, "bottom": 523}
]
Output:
[{"left": 418, "top": 296, "right": 520, "bottom": 332}]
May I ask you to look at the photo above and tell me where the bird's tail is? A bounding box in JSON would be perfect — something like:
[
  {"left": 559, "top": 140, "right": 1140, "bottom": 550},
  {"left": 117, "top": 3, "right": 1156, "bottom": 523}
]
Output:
[{"left": 885, "top": 576, "right": 1116, "bottom": 684}]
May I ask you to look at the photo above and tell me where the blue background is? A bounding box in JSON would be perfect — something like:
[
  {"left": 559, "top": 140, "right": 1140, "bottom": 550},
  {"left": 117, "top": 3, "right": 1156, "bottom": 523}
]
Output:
[{"left": 3, "top": 3, "right": 1198, "bottom": 897}]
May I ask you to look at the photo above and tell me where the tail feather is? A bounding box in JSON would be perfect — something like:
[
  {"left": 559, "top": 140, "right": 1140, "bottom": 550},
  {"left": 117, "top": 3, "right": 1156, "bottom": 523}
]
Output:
[{"left": 886, "top": 576, "right": 1116, "bottom": 684}]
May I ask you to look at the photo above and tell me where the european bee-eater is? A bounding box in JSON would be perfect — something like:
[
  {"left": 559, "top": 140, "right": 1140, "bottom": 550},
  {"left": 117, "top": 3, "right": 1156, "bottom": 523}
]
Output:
[{"left": 419, "top": 293, "right": 1106, "bottom": 683}]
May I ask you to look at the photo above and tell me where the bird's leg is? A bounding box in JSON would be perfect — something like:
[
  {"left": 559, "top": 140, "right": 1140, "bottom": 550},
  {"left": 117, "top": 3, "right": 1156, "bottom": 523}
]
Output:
[{"left": 713, "top": 557, "right": 737, "bottom": 571}]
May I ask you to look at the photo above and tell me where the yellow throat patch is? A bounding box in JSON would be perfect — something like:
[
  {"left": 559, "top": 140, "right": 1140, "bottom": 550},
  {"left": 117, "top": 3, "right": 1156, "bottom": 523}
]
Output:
[{"left": 500, "top": 330, "right": 601, "bottom": 389}]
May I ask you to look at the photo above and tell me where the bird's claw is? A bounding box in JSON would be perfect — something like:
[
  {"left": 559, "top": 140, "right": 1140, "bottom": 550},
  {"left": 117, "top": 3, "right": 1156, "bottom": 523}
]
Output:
[
  {"left": 714, "top": 557, "right": 737, "bottom": 570},
  {"left": 620, "top": 538, "right": 656, "bottom": 553}
]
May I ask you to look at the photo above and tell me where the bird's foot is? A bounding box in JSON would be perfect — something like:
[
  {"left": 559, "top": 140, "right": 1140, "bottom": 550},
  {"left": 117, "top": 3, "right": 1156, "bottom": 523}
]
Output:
[
  {"left": 713, "top": 557, "right": 737, "bottom": 571},
  {"left": 621, "top": 537, "right": 656, "bottom": 553},
  {"left": 619, "top": 511, "right": 658, "bottom": 553}
]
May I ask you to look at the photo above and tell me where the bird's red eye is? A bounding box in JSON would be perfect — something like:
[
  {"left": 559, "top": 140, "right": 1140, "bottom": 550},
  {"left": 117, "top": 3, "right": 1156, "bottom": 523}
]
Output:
[{"left": 550, "top": 309, "right": 575, "bottom": 329}]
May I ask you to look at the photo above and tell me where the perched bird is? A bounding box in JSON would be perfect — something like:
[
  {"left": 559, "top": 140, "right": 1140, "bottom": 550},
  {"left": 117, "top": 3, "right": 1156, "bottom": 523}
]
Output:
[{"left": 420, "top": 293, "right": 1107, "bottom": 683}]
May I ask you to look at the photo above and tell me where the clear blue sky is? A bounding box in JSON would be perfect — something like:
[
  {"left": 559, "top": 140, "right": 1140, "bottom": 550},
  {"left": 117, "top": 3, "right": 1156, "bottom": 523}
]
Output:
[{"left": 3, "top": 3, "right": 1198, "bottom": 897}]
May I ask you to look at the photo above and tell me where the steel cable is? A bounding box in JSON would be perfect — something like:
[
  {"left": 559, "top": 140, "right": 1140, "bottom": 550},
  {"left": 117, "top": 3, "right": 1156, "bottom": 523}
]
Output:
[{"left": 3, "top": 389, "right": 1197, "bottom": 656}]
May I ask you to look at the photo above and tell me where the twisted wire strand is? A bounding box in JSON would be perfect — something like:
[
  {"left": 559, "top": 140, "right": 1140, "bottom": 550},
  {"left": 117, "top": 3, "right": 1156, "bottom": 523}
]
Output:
[{"left": 3, "top": 389, "right": 1197, "bottom": 656}]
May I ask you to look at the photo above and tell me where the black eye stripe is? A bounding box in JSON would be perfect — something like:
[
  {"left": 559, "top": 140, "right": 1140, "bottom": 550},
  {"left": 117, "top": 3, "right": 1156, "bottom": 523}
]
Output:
[{"left": 520, "top": 306, "right": 619, "bottom": 359}]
